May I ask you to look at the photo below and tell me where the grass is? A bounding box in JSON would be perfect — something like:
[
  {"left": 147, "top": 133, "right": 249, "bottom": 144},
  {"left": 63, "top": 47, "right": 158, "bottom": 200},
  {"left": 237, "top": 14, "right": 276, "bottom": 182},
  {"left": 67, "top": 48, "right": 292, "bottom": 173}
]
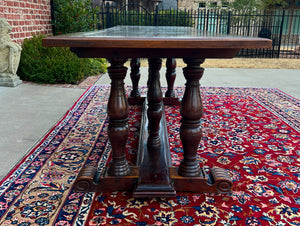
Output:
[{"left": 127, "top": 58, "right": 300, "bottom": 69}]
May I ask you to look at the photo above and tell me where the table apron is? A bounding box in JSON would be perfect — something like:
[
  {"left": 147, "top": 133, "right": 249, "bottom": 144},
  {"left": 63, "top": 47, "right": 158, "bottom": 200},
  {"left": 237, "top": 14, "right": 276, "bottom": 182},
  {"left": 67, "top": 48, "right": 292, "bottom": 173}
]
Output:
[{"left": 70, "top": 47, "right": 241, "bottom": 59}]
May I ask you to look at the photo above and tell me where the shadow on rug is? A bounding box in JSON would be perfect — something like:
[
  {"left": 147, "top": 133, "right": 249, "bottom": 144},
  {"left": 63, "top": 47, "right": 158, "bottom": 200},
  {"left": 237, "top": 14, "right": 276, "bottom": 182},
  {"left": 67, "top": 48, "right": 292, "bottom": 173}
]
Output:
[{"left": 0, "top": 85, "right": 299, "bottom": 225}]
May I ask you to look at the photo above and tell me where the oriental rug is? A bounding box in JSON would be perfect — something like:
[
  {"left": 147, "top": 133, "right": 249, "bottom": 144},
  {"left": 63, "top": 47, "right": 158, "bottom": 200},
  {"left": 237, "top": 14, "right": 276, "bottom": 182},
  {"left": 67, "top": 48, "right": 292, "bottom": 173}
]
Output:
[{"left": 0, "top": 85, "right": 299, "bottom": 226}]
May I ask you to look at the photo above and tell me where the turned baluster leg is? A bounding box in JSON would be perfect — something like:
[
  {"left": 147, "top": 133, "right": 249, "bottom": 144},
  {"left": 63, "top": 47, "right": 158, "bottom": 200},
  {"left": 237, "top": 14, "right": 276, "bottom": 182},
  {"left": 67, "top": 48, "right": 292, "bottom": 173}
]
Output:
[
  {"left": 107, "top": 58, "right": 130, "bottom": 176},
  {"left": 147, "top": 58, "right": 163, "bottom": 149},
  {"left": 130, "top": 58, "right": 141, "bottom": 97},
  {"left": 178, "top": 58, "right": 205, "bottom": 177},
  {"left": 165, "top": 58, "right": 176, "bottom": 98}
]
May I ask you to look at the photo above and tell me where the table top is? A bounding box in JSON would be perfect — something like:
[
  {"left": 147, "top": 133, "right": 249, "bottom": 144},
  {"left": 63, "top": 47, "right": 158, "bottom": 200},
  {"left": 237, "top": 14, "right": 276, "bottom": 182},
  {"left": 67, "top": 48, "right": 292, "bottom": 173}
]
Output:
[
  {"left": 43, "top": 26, "right": 271, "bottom": 49},
  {"left": 42, "top": 26, "right": 272, "bottom": 58}
]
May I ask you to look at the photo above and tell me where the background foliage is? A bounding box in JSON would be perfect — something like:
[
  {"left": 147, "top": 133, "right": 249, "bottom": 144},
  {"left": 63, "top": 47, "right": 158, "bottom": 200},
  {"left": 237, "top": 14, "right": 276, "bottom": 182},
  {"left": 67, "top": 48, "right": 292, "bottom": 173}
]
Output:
[
  {"left": 18, "top": 35, "right": 107, "bottom": 84},
  {"left": 109, "top": 9, "right": 194, "bottom": 27},
  {"left": 18, "top": 0, "right": 107, "bottom": 84},
  {"left": 226, "top": 0, "right": 287, "bottom": 13},
  {"left": 52, "top": 0, "right": 98, "bottom": 35}
]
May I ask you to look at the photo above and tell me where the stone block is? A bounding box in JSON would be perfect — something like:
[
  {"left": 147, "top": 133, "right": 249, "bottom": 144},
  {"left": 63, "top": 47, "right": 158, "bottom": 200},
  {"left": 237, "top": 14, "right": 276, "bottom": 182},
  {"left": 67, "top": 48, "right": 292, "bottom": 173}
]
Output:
[{"left": 0, "top": 73, "right": 22, "bottom": 87}]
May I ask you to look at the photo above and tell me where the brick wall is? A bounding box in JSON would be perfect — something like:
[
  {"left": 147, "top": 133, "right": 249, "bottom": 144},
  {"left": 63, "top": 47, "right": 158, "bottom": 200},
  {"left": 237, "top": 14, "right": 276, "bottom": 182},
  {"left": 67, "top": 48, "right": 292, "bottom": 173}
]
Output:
[{"left": 0, "top": 0, "right": 53, "bottom": 44}]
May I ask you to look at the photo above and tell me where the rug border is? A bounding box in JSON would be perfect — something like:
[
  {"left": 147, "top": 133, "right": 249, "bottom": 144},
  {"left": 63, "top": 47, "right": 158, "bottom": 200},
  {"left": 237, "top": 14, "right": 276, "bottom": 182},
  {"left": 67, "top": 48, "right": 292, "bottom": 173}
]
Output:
[{"left": 273, "top": 87, "right": 300, "bottom": 101}]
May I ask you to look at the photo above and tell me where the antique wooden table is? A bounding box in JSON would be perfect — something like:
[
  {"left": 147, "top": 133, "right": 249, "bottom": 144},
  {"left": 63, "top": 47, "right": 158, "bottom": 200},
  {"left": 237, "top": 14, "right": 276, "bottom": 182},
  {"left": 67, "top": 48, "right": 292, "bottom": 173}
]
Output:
[{"left": 43, "top": 26, "right": 271, "bottom": 197}]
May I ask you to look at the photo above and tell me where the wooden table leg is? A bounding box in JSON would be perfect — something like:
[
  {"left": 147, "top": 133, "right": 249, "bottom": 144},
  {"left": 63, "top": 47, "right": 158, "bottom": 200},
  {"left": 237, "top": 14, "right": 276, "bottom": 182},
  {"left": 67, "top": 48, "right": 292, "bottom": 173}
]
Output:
[
  {"left": 147, "top": 58, "right": 163, "bottom": 148},
  {"left": 130, "top": 58, "right": 141, "bottom": 98},
  {"left": 128, "top": 58, "right": 145, "bottom": 105},
  {"left": 178, "top": 58, "right": 205, "bottom": 177},
  {"left": 165, "top": 58, "right": 176, "bottom": 98},
  {"left": 163, "top": 58, "right": 181, "bottom": 106},
  {"left": 106, "top": 58, "right": 131, "bottom": 176}
]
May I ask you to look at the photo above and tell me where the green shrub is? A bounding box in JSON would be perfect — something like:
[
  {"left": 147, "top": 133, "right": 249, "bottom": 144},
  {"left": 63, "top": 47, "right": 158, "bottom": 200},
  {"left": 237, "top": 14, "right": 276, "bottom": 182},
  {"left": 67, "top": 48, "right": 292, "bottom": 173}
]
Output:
[
  {"left": 52, "top": 0, "right": 98, "bottom": 35},
  {"left": 18, "top": 34, "right": 107, "bottom": 84}
]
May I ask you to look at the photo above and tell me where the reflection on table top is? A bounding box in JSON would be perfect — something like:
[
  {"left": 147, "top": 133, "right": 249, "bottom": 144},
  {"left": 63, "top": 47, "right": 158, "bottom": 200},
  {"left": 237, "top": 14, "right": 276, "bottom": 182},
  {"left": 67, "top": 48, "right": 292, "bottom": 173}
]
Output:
[{"left": 66, "top": 26, "right": 243, "bottom": 39}]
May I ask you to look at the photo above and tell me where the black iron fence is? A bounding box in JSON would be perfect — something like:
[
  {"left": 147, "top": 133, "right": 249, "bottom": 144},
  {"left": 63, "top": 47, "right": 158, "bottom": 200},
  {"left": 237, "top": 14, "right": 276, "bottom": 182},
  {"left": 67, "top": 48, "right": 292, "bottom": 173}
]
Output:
[{"left": 94, "top": 4, "right": 300, "bottom": 58}]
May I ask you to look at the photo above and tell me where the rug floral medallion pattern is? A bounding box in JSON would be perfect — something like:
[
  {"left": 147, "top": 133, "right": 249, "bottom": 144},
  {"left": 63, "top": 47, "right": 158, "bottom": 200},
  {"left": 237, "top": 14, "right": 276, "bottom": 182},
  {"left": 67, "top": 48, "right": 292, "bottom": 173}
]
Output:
[{"left": 0, "top": 85, "right": 299, "bottom": 226}]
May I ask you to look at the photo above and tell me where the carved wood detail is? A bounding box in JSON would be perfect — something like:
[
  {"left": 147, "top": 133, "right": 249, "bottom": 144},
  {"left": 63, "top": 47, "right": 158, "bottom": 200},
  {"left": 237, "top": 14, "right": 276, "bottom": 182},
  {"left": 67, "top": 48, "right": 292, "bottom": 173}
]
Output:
[
  {"left": 106, "top": 58, "right": 131, "bottom": 176},
  {"left": 178, "top": 58, "right": 205, "bottom": 177},
  {"left": 147, "top": 58, "right": 163, "bottom": 149},
  {"left": 130, "top": 58, "right": 141, "bottom": 98}
]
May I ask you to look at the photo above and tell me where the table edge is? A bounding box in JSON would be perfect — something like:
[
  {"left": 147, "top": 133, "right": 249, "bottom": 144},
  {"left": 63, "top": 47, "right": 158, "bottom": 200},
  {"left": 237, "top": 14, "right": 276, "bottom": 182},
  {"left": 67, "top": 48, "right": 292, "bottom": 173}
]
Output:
[{"left": 42, "top": 36, "right": 272, "bottom": 49}]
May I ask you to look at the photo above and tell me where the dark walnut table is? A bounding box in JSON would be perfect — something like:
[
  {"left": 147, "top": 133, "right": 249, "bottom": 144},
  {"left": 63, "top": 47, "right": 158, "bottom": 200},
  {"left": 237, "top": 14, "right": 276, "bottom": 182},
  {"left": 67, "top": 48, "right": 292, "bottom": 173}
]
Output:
[{"left": 43, "top": 26, "right": 271, "bottom": 197}]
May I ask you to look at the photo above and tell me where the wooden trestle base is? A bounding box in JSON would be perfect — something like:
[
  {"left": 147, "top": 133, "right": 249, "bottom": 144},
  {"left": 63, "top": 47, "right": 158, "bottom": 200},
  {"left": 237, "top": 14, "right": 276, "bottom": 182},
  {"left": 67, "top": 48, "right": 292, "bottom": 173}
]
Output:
[
  {"left": 74, "top": 97, "right": 233, "bottom": 197},
  {"left": 74, "top": 165, "right": 232, "bottom": 196}
]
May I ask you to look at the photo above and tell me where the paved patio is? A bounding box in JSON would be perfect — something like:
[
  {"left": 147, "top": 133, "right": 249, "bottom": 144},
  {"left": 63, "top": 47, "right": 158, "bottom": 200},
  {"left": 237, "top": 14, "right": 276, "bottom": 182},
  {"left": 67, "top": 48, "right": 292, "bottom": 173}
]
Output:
[{"left": 0, "top": 67, "right": 299, "bottom": 180}]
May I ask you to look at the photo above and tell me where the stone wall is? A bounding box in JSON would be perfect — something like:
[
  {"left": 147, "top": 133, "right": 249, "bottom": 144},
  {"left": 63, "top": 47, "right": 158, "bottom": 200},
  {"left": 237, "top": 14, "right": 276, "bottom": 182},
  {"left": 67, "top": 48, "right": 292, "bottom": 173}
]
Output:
[
  {"left": 0, "top": 0, "right": 52, "bottom": 44},
  {"left": 177, "top": 0, "right": 198, "bottom": 10}
]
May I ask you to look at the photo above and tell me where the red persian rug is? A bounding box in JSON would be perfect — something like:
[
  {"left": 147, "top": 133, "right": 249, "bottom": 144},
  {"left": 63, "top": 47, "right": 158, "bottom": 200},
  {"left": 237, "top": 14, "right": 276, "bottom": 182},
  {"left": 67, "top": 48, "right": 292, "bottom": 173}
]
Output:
[{"left": 0, "top": 85, "right": 299, "bottom": 226}]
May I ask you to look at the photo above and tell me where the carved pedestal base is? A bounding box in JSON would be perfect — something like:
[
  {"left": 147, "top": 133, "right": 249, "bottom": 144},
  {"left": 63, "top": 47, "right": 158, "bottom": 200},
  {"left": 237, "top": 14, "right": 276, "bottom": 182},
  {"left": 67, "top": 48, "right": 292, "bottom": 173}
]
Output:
[
  {"left": 73, "top": 57, "right": 233, "bottom": 197},
  {"left": 0, "top": 73, "right": 22, "bottom": 87},
  {"left": 74, "top": 98, "right": 233, "bottom": 196}
]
